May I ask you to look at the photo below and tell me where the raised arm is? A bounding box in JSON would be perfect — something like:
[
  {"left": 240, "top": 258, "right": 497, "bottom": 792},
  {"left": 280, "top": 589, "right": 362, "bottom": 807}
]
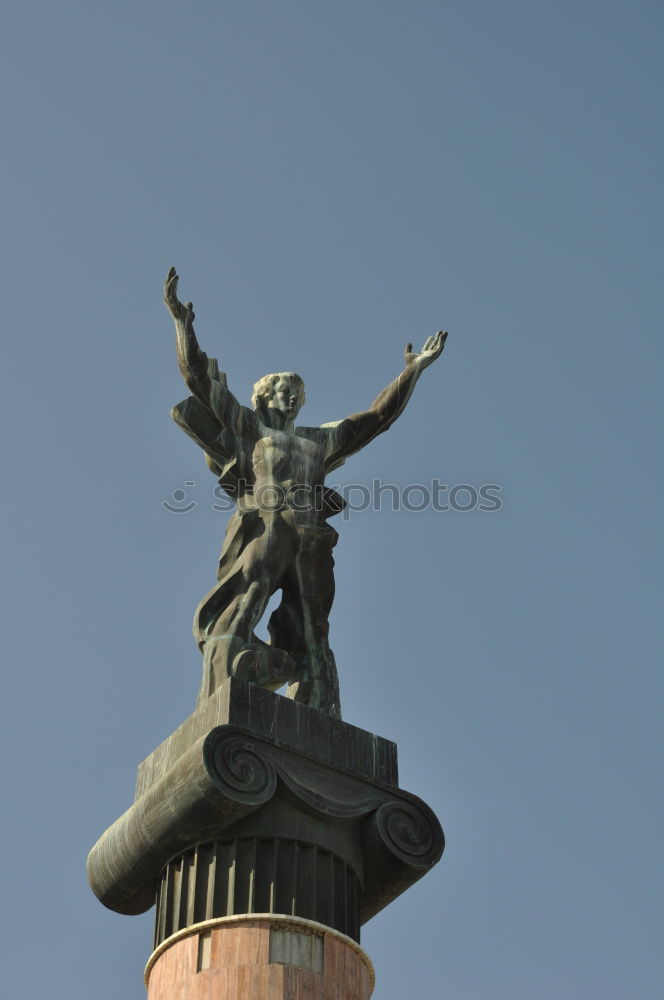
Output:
[
  {"left": 323, "top": 331, "right": 448, "bottom": 470},
  {"left": 164, "top": 267, "right": 255, "bottom": 435},
  {"left": 164, "top": 266, "right": 212, "bottom": 399}
]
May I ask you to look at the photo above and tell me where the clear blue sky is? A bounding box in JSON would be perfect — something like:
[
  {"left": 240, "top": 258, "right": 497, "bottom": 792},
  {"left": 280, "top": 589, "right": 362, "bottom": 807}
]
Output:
[{"left": 1, "top": 2, "right": 662, "bottom": 997}]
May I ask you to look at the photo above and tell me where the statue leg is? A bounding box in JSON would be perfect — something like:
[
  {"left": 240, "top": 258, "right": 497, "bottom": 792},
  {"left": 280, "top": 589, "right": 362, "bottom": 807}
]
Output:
[
  {"left": 267, "top": 524, "right": 341, "bottom": 720},
  {"left": 197, "top": 512, "right": 299, "bottom": 701}
]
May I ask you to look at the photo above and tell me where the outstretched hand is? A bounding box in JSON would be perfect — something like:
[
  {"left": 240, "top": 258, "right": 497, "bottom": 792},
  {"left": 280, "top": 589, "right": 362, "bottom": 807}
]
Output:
[
  {"left": 404, "top": 330, "right": 448, "bottom": 371},
  {"left": 164, "top": 266, "right": 195, "bottom": 327},
  {"left": 165, "top": 266, "right": 209, "bottom": 385}
]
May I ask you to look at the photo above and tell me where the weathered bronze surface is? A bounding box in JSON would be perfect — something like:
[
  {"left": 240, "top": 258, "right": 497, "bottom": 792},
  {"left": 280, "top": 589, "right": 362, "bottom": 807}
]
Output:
[
  {"left": 88, "top": 282, "right": 448, "bottom": 947},
  {"left": 87, "top": 679, "right": 444, "bottom": 941},
  {"left": 165, "top": 267, "right": 448, "bottom": 718}
]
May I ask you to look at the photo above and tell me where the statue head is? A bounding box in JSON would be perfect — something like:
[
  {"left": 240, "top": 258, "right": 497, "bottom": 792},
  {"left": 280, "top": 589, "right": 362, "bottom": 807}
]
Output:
[{"left": 252, "top": 372, "right": 306, "bottom": 421}]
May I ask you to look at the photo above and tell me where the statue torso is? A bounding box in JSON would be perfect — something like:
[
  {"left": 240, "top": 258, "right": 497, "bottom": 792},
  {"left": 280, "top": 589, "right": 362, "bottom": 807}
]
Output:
[{"left": 251, "top": 427, "right": 327, "bottom": 524}]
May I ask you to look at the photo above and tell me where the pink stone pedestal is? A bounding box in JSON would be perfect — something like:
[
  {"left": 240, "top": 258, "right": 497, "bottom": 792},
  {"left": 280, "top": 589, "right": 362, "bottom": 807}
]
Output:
[{"left": 145, "top": 914, "right": 375, "bottom": 1000}]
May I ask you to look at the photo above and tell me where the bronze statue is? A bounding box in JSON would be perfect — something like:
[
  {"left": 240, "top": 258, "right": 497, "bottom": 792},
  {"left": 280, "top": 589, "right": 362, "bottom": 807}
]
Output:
[{"left": 165, "top": 267, "right": 447, "bottom": 718}]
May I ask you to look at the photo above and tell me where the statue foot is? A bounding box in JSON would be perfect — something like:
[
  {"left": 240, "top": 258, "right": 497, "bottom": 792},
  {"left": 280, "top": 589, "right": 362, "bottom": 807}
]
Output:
[
  {"left": 198, "top": 634, "right": 298, "bottom": 702},
  {"left": 286, "top": 653, "right": 342, "bottom": 720},
  {"left": 232, "top": 643, "right": 296, "bottom": 691}
]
